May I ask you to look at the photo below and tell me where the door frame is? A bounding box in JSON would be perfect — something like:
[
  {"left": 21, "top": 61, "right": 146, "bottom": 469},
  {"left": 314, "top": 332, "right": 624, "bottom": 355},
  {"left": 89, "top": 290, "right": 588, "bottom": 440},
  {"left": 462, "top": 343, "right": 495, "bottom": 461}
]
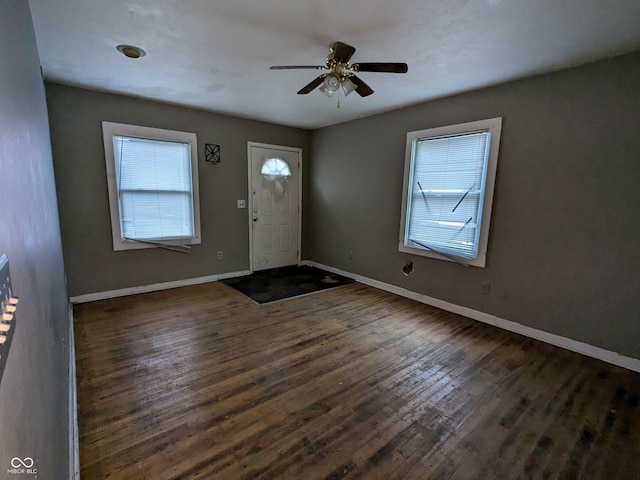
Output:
[{"left": 247, "top": 141, "right": 303, "bottom": 273}]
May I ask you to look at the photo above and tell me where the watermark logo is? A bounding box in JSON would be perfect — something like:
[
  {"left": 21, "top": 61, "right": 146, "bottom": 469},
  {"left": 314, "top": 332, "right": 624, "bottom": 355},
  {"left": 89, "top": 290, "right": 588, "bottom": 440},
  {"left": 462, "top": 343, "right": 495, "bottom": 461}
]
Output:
[{"left": 7, "top": 457, "right": 37, "bottom": 476}]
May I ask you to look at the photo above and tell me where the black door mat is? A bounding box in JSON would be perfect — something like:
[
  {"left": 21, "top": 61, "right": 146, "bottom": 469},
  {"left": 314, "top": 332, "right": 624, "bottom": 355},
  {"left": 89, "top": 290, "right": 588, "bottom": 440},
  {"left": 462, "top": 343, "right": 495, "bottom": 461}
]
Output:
[{"left": 222, "top": 265, "right": 354, "bottom": 304}]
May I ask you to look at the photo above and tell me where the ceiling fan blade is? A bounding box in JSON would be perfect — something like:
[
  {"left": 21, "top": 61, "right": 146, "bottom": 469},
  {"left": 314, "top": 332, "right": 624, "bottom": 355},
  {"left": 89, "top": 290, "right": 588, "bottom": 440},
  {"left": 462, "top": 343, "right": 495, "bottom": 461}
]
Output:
[
  {"left": 331, "top": 41, "right": 356, "bottom": 64},
  {"left": 297, "top": 75, "right": 325, "bottom": 94},
  {"left": 270, "top": 65, "right": 326, "bottom": 70},
  {"left": 349, "top": 75, "right": 374, "bottom": 97},
  {"left": 351, "top": 62, "right": 408, "bottom": 73}
]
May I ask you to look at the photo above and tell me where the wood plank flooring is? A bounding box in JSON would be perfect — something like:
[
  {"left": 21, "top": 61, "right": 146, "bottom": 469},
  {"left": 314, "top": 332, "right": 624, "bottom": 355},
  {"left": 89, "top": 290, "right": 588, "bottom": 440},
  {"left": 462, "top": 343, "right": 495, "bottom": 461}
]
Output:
[{"left": 73, "top": 281, "right": 640, "bottom": 479}]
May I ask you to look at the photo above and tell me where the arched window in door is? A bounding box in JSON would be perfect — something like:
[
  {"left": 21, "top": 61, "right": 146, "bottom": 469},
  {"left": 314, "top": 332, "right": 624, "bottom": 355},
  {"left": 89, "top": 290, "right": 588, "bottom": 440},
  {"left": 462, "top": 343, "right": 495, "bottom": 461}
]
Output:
[
  {"left": 261, "top": 157, "right": 291, "bottom": 179},
  {"left": 261, "top": 157, "right": 291, "bottom": 201}
]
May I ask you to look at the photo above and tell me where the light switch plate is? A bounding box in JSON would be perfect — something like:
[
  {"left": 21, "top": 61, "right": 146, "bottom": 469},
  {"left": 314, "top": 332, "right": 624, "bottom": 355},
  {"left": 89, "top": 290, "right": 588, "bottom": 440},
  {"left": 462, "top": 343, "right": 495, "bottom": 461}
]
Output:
[{"left": 237, "top": 199, "right": 246, "bottom": 208}]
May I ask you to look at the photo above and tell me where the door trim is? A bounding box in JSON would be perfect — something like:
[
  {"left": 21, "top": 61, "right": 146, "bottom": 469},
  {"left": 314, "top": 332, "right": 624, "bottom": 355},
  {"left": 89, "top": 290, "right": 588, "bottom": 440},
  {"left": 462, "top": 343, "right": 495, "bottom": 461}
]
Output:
[{"left": 247, "top": 142, "right": 303, "bottom": 273}]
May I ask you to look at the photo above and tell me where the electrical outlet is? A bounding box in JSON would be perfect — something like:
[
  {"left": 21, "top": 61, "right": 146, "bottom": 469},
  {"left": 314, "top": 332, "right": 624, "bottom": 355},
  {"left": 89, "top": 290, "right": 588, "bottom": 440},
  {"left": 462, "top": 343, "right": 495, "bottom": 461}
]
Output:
[
  {"left": 217, "top": 251, "right": 223, "bottom": 260},
  {"left": 481, "top": 283, "right": 491, "bottom": 295},
  {"left": 349, "top": 251, "right": 354, "bottom": 261}
]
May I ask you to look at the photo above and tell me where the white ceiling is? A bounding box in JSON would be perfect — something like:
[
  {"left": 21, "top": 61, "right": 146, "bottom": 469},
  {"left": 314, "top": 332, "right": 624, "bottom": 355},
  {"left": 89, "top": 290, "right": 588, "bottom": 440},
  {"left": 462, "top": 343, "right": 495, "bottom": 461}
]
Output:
[{"left": 29, "top": 0, "right": 640, "bottom": 129}]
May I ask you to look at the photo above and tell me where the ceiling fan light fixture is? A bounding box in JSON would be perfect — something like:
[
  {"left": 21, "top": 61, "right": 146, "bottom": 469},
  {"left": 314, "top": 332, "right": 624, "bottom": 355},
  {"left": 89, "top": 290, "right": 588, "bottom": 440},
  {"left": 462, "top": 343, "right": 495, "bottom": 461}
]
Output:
[
  {"left": 323, "top": 74, "right": 340, "bottom": 92},
  {"left": 319, "top": 84, "right": 334, "bottom": 97},
  {"left": 270, "top": 41, "right": 407, "bottom": 100},
  {"left": 341, "top": 77, "right": 357, "bottom": 97}
]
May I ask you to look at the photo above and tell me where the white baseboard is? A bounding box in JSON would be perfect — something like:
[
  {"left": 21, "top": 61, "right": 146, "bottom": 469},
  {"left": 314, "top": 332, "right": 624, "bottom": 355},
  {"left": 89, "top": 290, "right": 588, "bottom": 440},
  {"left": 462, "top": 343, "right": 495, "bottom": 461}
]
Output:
[
  {"left": 68, "top": 303, "right": 79, "bottom": 480},
  {"left": 69, "top": 270, "right": 251, "bottom": 304},
  {"left": 302, "top": 260, "right": 640, "bottom": 373}
]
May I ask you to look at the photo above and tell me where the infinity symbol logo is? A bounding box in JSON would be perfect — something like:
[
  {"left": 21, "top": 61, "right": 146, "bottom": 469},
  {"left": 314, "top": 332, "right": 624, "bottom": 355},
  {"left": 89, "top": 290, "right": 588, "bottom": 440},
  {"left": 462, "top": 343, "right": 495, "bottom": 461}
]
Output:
[{"left": 11, "top": 457, "right": 34, "bottom": 468}]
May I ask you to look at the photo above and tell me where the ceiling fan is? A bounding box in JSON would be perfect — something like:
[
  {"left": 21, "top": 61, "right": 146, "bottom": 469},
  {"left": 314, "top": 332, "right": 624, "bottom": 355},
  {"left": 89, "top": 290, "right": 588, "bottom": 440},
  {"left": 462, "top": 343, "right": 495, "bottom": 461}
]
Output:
[{"left": 269, "top": 41, "right": 408, "bottom": 98}]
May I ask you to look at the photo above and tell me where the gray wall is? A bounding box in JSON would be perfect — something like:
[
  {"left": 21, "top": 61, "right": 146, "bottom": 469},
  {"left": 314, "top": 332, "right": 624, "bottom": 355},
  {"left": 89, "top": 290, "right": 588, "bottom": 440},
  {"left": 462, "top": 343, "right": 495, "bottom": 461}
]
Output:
[
  {"left": 46, "top": 50, "right": 640, "bottom": 361},
  {"left": 47, "top": 84, "right": 310, "bottom": 297},
  {"left": 307, "top": 52, "right": 640, "bottom": 359},
  {"left": 0, "top": 1, "right": 70, "bottom": 477}
]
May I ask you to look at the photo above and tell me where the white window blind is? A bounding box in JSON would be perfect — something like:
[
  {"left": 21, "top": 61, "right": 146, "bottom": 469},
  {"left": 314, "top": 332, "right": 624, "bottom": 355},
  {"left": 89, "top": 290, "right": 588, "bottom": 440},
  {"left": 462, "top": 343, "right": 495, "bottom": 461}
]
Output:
[
  {"left": 406, "top": 132, "right": 489, "bottom": 258},
  {"left": 399, "top": 118, "right": 502, "bottom": 267},
  {"left": 114, "top": 136, "right": 195, "bottom": 241}
]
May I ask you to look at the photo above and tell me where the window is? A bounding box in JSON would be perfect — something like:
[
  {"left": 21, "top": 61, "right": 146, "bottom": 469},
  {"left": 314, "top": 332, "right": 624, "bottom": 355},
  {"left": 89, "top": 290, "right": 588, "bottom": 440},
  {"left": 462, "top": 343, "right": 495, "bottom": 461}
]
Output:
[
  {"left": 261, "top": 157, "right": 291, "bottom": 178},
  {"left": 399, "top": 118, "right": 502, "bottom": 267},
  {"left": 102, "top": 122, "right": 201, "bottom": 251}
]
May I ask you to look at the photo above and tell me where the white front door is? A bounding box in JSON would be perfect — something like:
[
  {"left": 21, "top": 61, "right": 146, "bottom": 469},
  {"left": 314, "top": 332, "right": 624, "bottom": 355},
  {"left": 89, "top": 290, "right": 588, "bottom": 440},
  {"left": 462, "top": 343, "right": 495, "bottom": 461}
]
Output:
[{"left": 248, "top": 142, "right": 301, "bottom": 271}]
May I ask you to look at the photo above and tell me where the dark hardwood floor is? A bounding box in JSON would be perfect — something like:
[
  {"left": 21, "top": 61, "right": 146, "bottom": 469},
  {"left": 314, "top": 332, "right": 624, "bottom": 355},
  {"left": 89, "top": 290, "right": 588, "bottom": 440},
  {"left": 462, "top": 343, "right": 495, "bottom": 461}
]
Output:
[{"left": 73, "top": 281, "right": 640, "bottom": 479}]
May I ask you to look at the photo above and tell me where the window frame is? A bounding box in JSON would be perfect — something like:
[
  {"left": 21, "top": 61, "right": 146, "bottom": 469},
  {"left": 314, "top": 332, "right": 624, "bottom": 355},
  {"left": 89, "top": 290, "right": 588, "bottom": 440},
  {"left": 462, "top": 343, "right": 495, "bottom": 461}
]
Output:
[
  {"left": 398, "top": 117, "right": 502, "bottom": 267},
  {"left": 102, "top": 121, "right": 201, "bottom": 251}
]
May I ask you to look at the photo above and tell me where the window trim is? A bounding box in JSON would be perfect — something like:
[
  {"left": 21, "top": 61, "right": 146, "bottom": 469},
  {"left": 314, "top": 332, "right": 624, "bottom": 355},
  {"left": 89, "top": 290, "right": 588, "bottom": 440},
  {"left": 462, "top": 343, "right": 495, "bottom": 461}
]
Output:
[
  {"left": 102, "top": 121, "right": 201, "bottom": 251},
  {"left": 398, "top": 117, "right": 502, "bottom": 267}
]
